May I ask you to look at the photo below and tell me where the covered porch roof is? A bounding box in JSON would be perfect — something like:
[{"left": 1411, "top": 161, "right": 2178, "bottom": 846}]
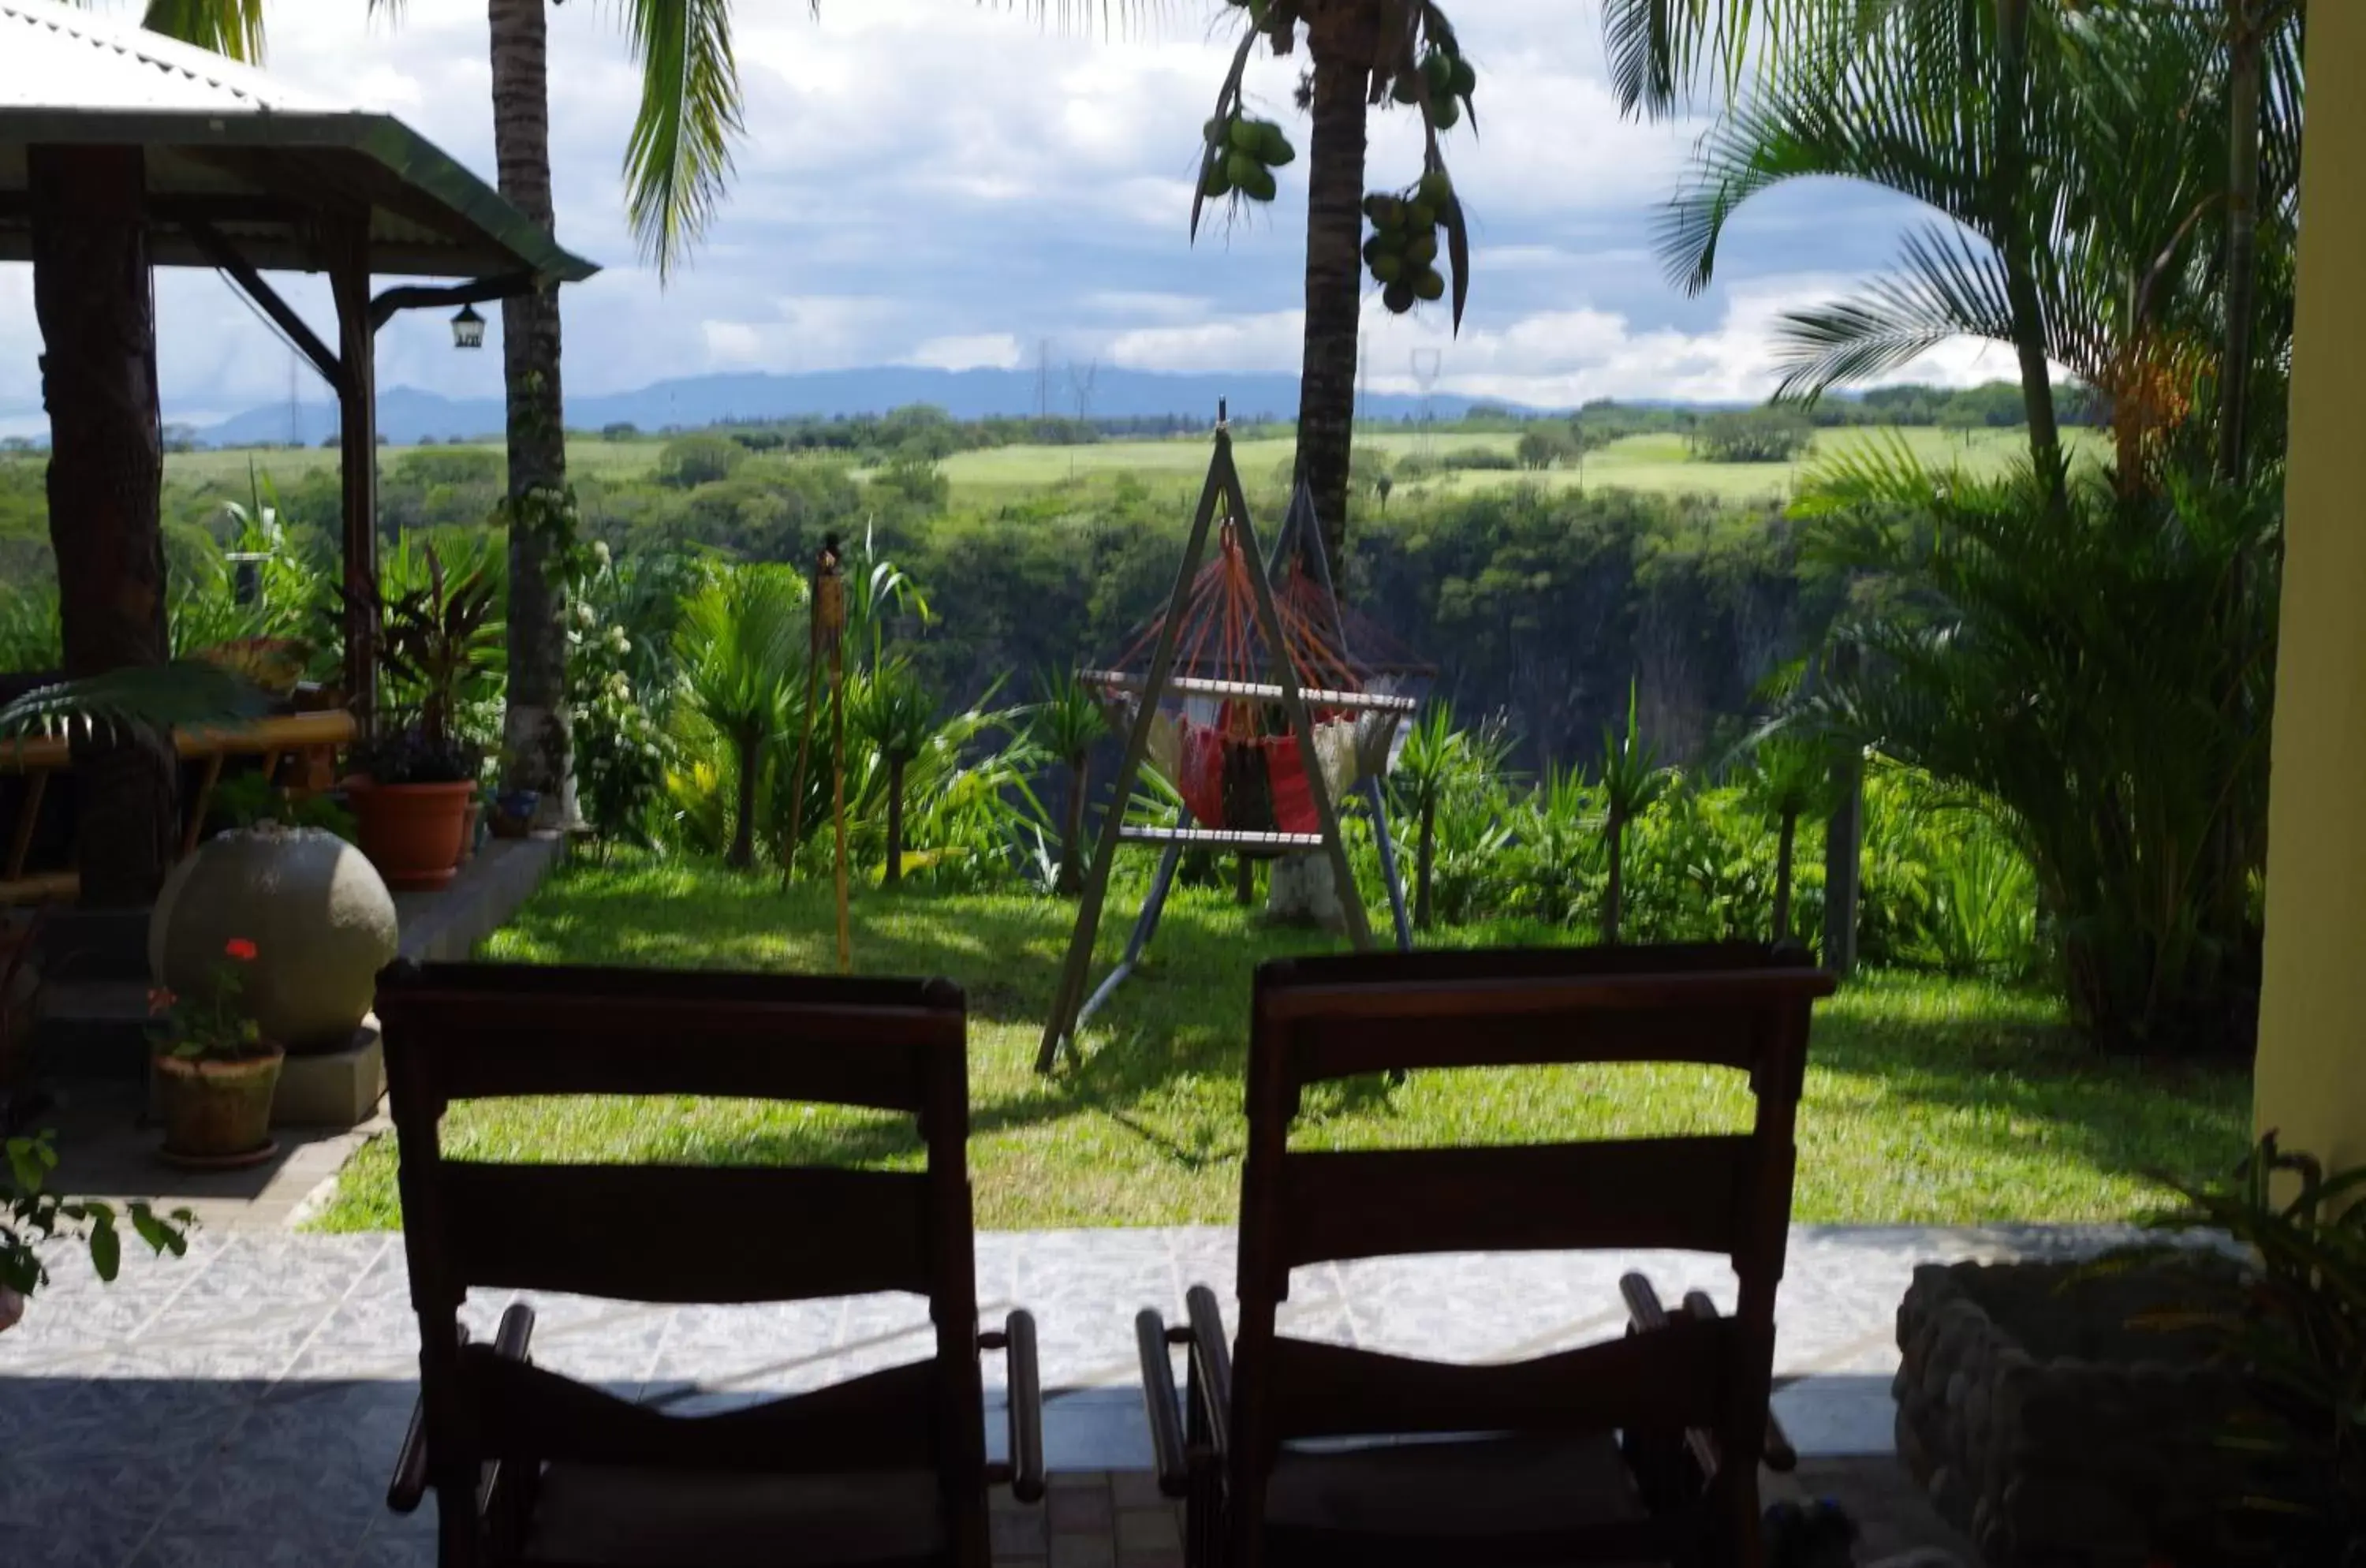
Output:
[{"left": 0, "top": 0, "right": 595, "bottom": 286}]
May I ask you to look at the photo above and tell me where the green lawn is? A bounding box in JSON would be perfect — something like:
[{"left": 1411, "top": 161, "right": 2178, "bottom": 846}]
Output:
[{"left": 316, "top": 852, "right": 2249, "bottom": 1232}]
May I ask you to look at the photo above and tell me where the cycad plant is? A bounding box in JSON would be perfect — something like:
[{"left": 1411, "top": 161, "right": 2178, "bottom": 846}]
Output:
[
  {"left": 676, "top": 566, "right": 804, "bottom": 870},
  {"left": 1738, "top": 733, "right": 1837, "bottom": 943},
  {"left": 853, "top": 660, "right": 937, "bottom": 890},
  {"left": 1030, "top": 669, "right": 1104, "bottom": 898},
  {"left": 1597, "top": 683, "right": 1672, "bottom": 944}
]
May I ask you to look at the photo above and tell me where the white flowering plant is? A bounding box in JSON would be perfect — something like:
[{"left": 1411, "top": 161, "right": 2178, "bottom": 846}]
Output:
[{"left": 567, "top": 551, "right": 677, "bottom": 847}]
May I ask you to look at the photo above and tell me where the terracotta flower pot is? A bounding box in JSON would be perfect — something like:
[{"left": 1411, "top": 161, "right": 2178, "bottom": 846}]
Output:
[
  {"left": 349, "top": 779, "right": 476, "bottom": 891},
  {"left": 153, "top": 1044, "right": 285, "bottom": 1167}
]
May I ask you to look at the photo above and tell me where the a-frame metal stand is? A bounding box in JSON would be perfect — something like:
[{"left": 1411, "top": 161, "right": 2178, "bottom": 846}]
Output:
[{"left": 1036, "top": 414, "right": 1382, "bottom": 1073}]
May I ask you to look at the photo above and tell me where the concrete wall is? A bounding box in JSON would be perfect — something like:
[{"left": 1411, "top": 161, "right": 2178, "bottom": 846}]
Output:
[{"left": 2254, "top": 3, "right": 2366, "bottom": 1169}]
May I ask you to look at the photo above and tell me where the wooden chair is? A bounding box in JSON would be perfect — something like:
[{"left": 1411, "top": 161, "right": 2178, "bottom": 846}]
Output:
[
  {"left": 377, "top": 961, "right": 1044, "bottom": 1568},
  {"left": 1136, "top": 941, "right": 1834, "bottom": 1568}
]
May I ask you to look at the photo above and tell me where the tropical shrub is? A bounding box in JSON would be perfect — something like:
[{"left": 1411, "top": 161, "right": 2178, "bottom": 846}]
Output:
[
  {"left": 674, "top": 566, "right": 805, "bottom": 868},
  {"left": 1797, "top": 454, "right": 2276, "bottom": 1051},
  {"left": 568, "top": 548, "right": 677, "bottom": 848}
]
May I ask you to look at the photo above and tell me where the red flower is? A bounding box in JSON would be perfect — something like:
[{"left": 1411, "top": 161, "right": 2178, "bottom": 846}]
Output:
[
  {"left": 223, "top": 939, "right": 258, "bottom": 962},
  {"left": 147, "top": 986, "right": 176, "bottom": 1016}
]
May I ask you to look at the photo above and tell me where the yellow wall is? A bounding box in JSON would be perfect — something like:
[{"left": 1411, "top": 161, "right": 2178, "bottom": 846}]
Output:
[{"left": 2254, "top": 3, "right": 2366, "bottom": 1168}]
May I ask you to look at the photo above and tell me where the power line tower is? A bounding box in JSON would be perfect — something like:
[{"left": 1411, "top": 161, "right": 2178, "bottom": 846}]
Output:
[
  {"left": 1410, "top": 349, "right": 1443, "bottom": 456},
  {"left": 1036, "top": 338, "right": 1052, "bottom": 421},
  {"left": 286, "top": 353, "right": 300, "bottom": 447},
  {"left": 1065, "top": 359, "right": 1099, "bottom": 478}
]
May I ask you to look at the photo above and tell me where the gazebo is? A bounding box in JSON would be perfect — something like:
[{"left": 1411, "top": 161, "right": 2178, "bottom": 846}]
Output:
[{"left": 0, "top": 0, "right": 595, "bottom": 905}]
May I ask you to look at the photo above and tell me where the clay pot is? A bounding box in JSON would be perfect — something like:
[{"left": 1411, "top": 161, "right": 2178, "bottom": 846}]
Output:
[
  {"left": 349, "top": 780, "right": 476, "bottom": 891},
  {"left": 153, "top": 1044, "right": 285, "bottom": 1166},
  {"left": 151, "top": 828, "right": 398, "bottom": 1055}
]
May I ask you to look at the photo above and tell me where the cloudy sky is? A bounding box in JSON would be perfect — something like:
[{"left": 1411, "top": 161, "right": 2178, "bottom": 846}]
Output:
[{"left": 0, "top": 0, "right": 2013, "bottom": 432}]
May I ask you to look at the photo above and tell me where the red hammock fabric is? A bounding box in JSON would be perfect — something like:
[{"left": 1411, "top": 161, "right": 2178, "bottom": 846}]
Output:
[{"left": 1174, "top": 718, "right": 1316, "bottom": 835}]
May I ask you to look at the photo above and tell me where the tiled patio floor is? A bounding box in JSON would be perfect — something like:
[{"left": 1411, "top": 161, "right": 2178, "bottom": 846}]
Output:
[{"left": 0, "top": 1223, "right": 2129, "bottom": 1564}]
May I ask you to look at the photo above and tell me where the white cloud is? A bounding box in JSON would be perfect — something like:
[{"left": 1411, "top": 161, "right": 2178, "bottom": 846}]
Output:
[
  {"left": 907, "top": 333, "right": 1025, "bottom": 371},
  {"left": 0, "top": 0, "right": 1955, "bottom": 427}
]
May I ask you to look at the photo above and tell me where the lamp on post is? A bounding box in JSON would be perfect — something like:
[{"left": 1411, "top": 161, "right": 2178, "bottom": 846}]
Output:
[{"left": 450, "top": 303, "right": 486, "bottom": 350}]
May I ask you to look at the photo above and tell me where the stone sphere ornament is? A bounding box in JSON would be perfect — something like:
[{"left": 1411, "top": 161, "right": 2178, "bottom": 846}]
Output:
[{"left": 149, "top": 826, "right": 399, "bottom": 1054}]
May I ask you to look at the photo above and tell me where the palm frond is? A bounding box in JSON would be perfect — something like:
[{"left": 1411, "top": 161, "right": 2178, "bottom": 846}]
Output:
[
  {"left": 622, "top": 0, "right": 749, "bottom": 280},
  {"left": 136, "top": 0, "right": 265, "bottom": 62},
  {"left": 0, "top": 663, "right": 267, "bottom": 749}
]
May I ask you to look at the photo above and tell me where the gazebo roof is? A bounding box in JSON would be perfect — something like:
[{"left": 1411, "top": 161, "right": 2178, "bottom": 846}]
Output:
[{"left": 0, "top": 0, "right": 597, "bottom": 282}]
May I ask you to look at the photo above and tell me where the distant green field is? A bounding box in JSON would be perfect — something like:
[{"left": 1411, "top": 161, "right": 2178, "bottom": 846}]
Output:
[{"left": 160, "top": 423, "right": 2095, "bottom": 507}]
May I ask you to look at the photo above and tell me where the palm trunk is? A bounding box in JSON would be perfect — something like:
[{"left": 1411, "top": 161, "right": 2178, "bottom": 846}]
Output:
[
  {"left": 1991, "top": 0, "right": 2064, "bottom": 501},
  {"left": 1292, "top": 28, "right": 1371, "bottom": 568},
  {"left": 1772, "top": 810, "right": 1798, "bottom": 941},
  {"left": 490, "top": 0, "right": 573, "bottom": 824},
  {"left": 2218, "top": 2, "right": 2264, "bottom": 484},
  {"left": 728, "top": 731, "right": 759, "bottom": 868},
  {"left": 884, "top": 753, "right": 906, "bottom": 890},
  {"left": 1602, "top": 816, "right": 1625, "bottom": 945},
  {"left": 1413, "top": 798, "right": 1437, "bottom": 929},
  {"left": 31, "top": 146, "right": 176, "bottom": 906},
  {"left": 1056, "top": 756, "right": 1087, "bottom": 897}
]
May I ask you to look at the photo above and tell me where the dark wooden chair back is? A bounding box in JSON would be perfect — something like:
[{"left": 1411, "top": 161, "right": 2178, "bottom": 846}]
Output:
[
  {"left": 378, "top": 960, "right": 991, "bottom": 1566},
  {"left": 1230, "top": 941, "right": 1835, "bottom": 1567}
]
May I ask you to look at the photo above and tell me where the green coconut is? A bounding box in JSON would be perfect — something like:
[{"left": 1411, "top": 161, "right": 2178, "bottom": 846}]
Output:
[
  {"left": 1406, "top": 200, "right": 1437, "bottom": 230},
  {"left": 1432, "top": 95, "right": 1461, "bottom": 131},
  {"left": 1230, "top": 118, "right": 1263, "bottom": 155},
  {"left": 1413, "top": 267, "right": 1446, "bottom": 301},
  {"left": 1202, "top": 161, "right": 1232, "bottom": 200},
  {"left": 1392, "top": 70, "right": 1421, "bottom": 105},
  {"left": 1239, "top": 163, "right": 1278, "bottom": 202},
  {"left": 1383, "top": 280, "right": 1417, "bottom": 315},
  {"left": 1418, "top": 170, "right": 1453, "bottom": 208},
  {"left": 1369, "top": 252, "right": 1405, "bottom": 285},
  {"left": 1227, "top": 150, "right": 1262, "bottom": 188},
  {"left": 1450, "top": 57, "right": 1476, "bottom": 96},
  {"left": 1405, "top": 232, "right": 1439, "bottom": 267},
  {"left": 1258, "top": 122, "right": 1295, "bottom": 167}
]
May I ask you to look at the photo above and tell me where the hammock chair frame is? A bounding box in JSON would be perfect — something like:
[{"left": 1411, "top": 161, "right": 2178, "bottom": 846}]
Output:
[{"left": 1036, "top": 413, "right": 1414, "bottom": 1073}]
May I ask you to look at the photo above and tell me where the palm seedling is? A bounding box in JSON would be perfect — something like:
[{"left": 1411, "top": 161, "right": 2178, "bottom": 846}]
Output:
[
  {"left": 1030, "top": 669, "right": 1105, "bottom": 898},
  {"left": 854, "top": 659, "right": 937, "bottom": 890},
  {"left": 1391, "top": 703, "right": 1461, "bottom": 930},
  {"left": 1597, "top": 682, "right": 1671, "bottom": 944},
  {"left": 1739, "top": 732, "right": 1837, "bottom": 943},
  {"left": 676, "top": 566, "right": 804, "bottom": 870}
]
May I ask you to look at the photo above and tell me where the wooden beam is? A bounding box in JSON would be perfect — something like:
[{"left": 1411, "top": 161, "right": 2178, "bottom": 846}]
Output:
[
  {"left": 1036, "top": 437, "right": 1233, "bottom": 1073},
  {"left": 369, "top": 272, "right": 539, "bottom": 333},
  {"left": 328, "top": 216, "right": 379, "bottom": 737},
  {"left": 181, "top": 218, "right": 346, "bottom": 397},
  {"left": 1217, "top": 452, "right": 1375, "bottom": 952}
]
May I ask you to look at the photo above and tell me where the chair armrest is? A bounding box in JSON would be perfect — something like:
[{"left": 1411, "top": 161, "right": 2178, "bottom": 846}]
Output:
[
  {"left": 1677, "top": 1289, "right": 1795, "bottom": 1473},
  {"left": 388, "top": 1305, "right": 537, "bottom": 1517},
  {"left": 1183, "top": 1285, "right": 1232, "bottom": 1461},
  {"left": 985, "top": 1310, "right": 1046, "bottom": 1504},
  {"left": 1136, "top": 1309, "right": 1191, "bottom": 1499}
]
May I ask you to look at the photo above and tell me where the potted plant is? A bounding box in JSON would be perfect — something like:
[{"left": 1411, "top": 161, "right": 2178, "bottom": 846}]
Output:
[
  {"left": 345, "top": 547, "right": 500, "bottom": 890},
  {"left": 147, "top": 937, "right": 284, "bottom": 1168}
]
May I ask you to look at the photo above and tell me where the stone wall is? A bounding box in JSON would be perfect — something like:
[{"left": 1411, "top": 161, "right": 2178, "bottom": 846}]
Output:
[{"left": 1892, "top": 1259, "right": 2253, "bottom": 1567}]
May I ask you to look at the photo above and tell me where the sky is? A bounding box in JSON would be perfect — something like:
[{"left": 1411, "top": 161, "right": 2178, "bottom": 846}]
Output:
[{"left": 0, "top": 0, "right": 2017, "bottom": 434}]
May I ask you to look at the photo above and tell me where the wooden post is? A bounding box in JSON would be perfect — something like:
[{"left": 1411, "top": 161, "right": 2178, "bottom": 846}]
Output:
[
  {"left": 1036, "top": 439, "right": 1233, "bottom": 1073},
  {"left": 327, "top": 215, "right": 378, "bottom": 736}
]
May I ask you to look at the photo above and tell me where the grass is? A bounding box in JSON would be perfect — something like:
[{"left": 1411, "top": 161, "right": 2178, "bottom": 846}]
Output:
[
  {"left": 163, "top": 424, "right": 2104, "bottom": 510},
  {"left": 315, "top": 851, "right": 2250, "bottom": 1233}
]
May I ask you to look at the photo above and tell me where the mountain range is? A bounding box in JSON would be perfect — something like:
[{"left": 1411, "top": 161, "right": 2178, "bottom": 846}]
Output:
[{"left": 188, "top": 367, "right": 1528, "bottom": 448}]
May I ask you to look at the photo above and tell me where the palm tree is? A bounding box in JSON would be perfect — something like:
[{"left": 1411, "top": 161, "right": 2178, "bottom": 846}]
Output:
[
  {"left": 854, "top": 661, "right": 936, "bottom": 890},
  {"left": 1659, "top": 0, "right": 2304, "bottom": 491},
  {"left": 1595, "top": 681, "right": 1670, "bottom": 943},
  {"left": 676, "top": 567, "right": 804, "bottom": 869},
  {"left": 1183, "top": 1, "right": 1804, "bottom": 566},
  {"left": 1738, "top": 733, "right": 1833, "bottom": 943},
  {"left": 1029, "top": 670, "right": 1104, "bottom": 898}
]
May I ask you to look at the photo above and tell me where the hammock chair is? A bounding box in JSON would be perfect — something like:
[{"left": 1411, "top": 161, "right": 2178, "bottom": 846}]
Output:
[{"left": 1036, "top": 413, "right": 1432, "bottom": 1072}]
